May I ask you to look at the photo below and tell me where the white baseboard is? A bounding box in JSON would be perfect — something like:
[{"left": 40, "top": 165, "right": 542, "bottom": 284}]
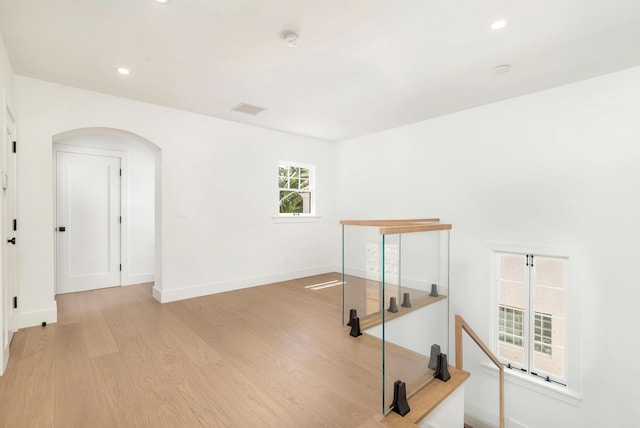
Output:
[
  {"left": 2, "top": 343, "right": 9, "bottom": 375},
  {"left": 153, "top": 265, "right": 337, "bottom": 303},
  {"left": 122, "top": 273, "right": 154, "bottom": 286},
  {"left": 18, "top": 303, "right": 58, "bottom": 328},
  {"left": 152, "top": 285, "right": 162, "bottom": 302},
  {"left": 506, "top": 419, "right": 530, "bottom": 428}
]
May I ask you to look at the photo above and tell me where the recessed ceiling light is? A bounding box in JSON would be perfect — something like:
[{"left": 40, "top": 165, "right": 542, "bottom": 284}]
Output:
[
  {"left": 117, "top": 67, "right": 130, "bottom": 75},
  {"left": 153, "top": 0, "right": 171, "bottom": 4},
  {"left": 491, "top": 20, "right": 508, "bottom": 30},
  {"left": 493, "top": 64, "right": 512, "bottom": 74}
]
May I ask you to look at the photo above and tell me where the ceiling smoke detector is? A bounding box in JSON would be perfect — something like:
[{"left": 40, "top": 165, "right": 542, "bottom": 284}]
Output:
[{"left": 283, "top": 32, "right": 299, "bottom": 47}]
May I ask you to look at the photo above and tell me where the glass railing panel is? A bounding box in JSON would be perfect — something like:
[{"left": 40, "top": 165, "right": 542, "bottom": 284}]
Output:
[
  {"left": 381, "top": 229, "right": 451, "bottom": 413},
  {"left": 342, "top": 224, "right": 385, "bottom": 325}
]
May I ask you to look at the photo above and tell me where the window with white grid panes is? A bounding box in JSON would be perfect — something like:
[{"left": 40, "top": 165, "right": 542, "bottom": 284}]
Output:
[
  {"left": 534, "top": 313, "right": 553, "bottom": 356},
  {"left": 278, "top": 162, "right": 314, "bottom": 215},
  {"left": 496, "top": 252, "right": 567, "bottom": 385},
  {"left": 498, "top": 305, "right": 524, "bottom": 347}
]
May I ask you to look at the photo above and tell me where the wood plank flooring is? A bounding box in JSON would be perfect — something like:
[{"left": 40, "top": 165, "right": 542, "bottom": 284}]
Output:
[{"left": 0, "top": 273, "right": 394, "bottom": 427}]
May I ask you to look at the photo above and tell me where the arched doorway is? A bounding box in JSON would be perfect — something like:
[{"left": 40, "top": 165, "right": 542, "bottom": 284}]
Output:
[{"left": 52, "top": 128, "right": 161, "bottom": 295}]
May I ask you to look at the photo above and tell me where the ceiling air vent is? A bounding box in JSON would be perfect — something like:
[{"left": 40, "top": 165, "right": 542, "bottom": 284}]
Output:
[{"left": 231, "top": 103, "right": 267, "bottom": 115}]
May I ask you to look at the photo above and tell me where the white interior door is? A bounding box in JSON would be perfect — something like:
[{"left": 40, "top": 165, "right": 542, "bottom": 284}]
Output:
[
  {"left": 2, "top": 108, "right": 17, "bottom": 355},
  {"left": 56, "top": 151, "right": 121, "bottom": 294}
]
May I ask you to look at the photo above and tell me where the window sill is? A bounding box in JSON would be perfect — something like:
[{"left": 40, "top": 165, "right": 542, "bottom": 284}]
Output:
[
  {"left": 272, "top": 216, "right": 322, "bottom": 224},
  {"left": 481, "top": 363, "right": 582, "bottom": 407}
]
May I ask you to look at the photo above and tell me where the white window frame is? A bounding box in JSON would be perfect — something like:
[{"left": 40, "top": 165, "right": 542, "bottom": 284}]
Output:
[
  {"left": 276, "top": 161, "right": 316, "bottom": 218},
  {"left": 488, "top": 243, "right": 581, "bottom": 403}
]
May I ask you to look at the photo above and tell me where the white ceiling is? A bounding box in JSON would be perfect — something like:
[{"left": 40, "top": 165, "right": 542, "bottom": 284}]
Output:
[{"left": 1, "top": 0, "right": 640, "bottom": 142}]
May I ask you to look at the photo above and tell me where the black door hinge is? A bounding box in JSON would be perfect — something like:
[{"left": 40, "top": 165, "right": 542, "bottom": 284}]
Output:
[
  {"left": 119, "top": 216, "right": 122, "bottom": 224},
  {"left": 13, "top": 296, "right": 17, "bottom": 309},
  {"left": 119, "top": 169, "right": 122, "bottom": 176},
  {"left": 12, "top": 141, "right": 16, "bottom": 153},
  {"left": 120, "top": 264, "right": 122, "bottom": 271},
  {"left": 13, "top": 219, "right": 17, "bottom": 231}
]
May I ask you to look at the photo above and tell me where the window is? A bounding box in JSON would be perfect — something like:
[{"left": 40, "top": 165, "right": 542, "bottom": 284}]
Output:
[
  {"left": 495, "top": 252, "right": 568, "bottom": 385},
  {"left": 498, "top": 305, "right": 524, "bottom": 347},
  {"left": 534, "top": 313, "right": 553, "bottom": 356},
  {"left": 499, "top": 307, "right": 553, "bottom": 356},
  {"left": 278, "top": 162, "right": 314, "bottom": 215}
]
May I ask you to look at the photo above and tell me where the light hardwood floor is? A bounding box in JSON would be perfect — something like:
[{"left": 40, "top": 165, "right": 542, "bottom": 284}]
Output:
[{"left": 0, "top": 273, "right": 394, "bottom": 427}]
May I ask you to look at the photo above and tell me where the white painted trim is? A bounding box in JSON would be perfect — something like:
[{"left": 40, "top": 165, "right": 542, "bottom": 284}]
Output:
[
  {"left": 53, "top": 144, "right": 128, "bottom": 160},
  {"left": 0, "top": 89, "right": 5, "bottom": 378},
  {"left": 481, "top": 362, "right": 582, "bottom": 406},
  {"left": 152, "top": 285, "right": 162, "bottom": 302},
  {"left": 1, "top": 343, "right": 8, "bottom": 376},
  {"left": 272, "top": 216, "right": 322, "bottom": 223},
  {"left": 121, "top": 273, "right": 154, "bottom": 286},
  {"left": 487, "top": 242, "right": 581, "bottom": 397},
  {"left": 153, "top": 266, "right": 337, "bottom": 303},
  {"left": 507, "top": 419, "right": 531, "bottom": 428},
  {"left": 18, "top": 302, "right": 58, "bottom": 328}
]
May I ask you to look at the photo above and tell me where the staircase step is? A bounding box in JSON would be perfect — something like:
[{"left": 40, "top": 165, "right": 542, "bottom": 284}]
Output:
[{"left": 361, "top": 366, "right": 470, "bottom": 428}]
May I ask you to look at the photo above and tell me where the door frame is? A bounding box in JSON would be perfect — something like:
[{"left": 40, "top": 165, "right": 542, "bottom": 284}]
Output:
[
  {"left": 53, "top": 144, "right": 129, "bottom": 295},
  {"left": 1, "top": 97, "right": 17, "bottom": 375}
]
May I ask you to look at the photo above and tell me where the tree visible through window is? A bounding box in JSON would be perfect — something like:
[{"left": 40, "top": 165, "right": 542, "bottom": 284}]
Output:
[{"left": 278, "top": 162, "right": 313, "bottom": 215}]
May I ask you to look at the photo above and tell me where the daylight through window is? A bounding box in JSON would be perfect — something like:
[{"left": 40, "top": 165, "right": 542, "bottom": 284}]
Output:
[
  {"left": 498, "top": 305, "right": 524, "bottom": 347},
  {"left": 278, "top": 162, "right": 314, "bottom": 215},
  {"left": 534, "top": 313, "right": 553, "bottom": 356},
  {"left": 496, "top": 252, "right": 567, "bottom": 384}
]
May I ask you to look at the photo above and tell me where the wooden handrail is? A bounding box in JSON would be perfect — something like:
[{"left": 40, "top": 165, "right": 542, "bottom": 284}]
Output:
[
  {"left": 340, "top": 218, "right": 440, "bottom": 226},
  {"left": 379, "top": 223, "right": 452, "bottom": 235},
  {"left": 455, "top": 315, "right": 504, "bottom": 428},
  {"left": 340, "top": 218, "right": 452, "bottom": 235}
]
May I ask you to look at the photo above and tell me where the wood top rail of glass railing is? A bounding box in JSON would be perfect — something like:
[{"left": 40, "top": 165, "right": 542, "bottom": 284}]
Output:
[
  {"left": 340, "top": 218, "right": 440, "bottom": 226},
  {"left": 340, "top": 219, "right": 451, "bottom": 235},
  {"left": 455, "top": 314, "right": 505, "bottom": 428}
]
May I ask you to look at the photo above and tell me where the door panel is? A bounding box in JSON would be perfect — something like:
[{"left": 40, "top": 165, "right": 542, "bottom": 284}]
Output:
[
  {"left": 56, "top": 151, "right": 121, "bottom": 294},
  {"left": 2, "top": 108, "right": 17, "bottom": 353}
]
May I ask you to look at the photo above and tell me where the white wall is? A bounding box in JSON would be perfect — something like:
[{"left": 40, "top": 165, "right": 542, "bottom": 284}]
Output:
[
  {"left": 54, "top": 132, "right": 156, "bottom": 285},
  {"left": 15, "top": 76, "right": 338, "bottom": 326},
  {"left": 337, "top": 67, "right": 640, "bottom": 427}
]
